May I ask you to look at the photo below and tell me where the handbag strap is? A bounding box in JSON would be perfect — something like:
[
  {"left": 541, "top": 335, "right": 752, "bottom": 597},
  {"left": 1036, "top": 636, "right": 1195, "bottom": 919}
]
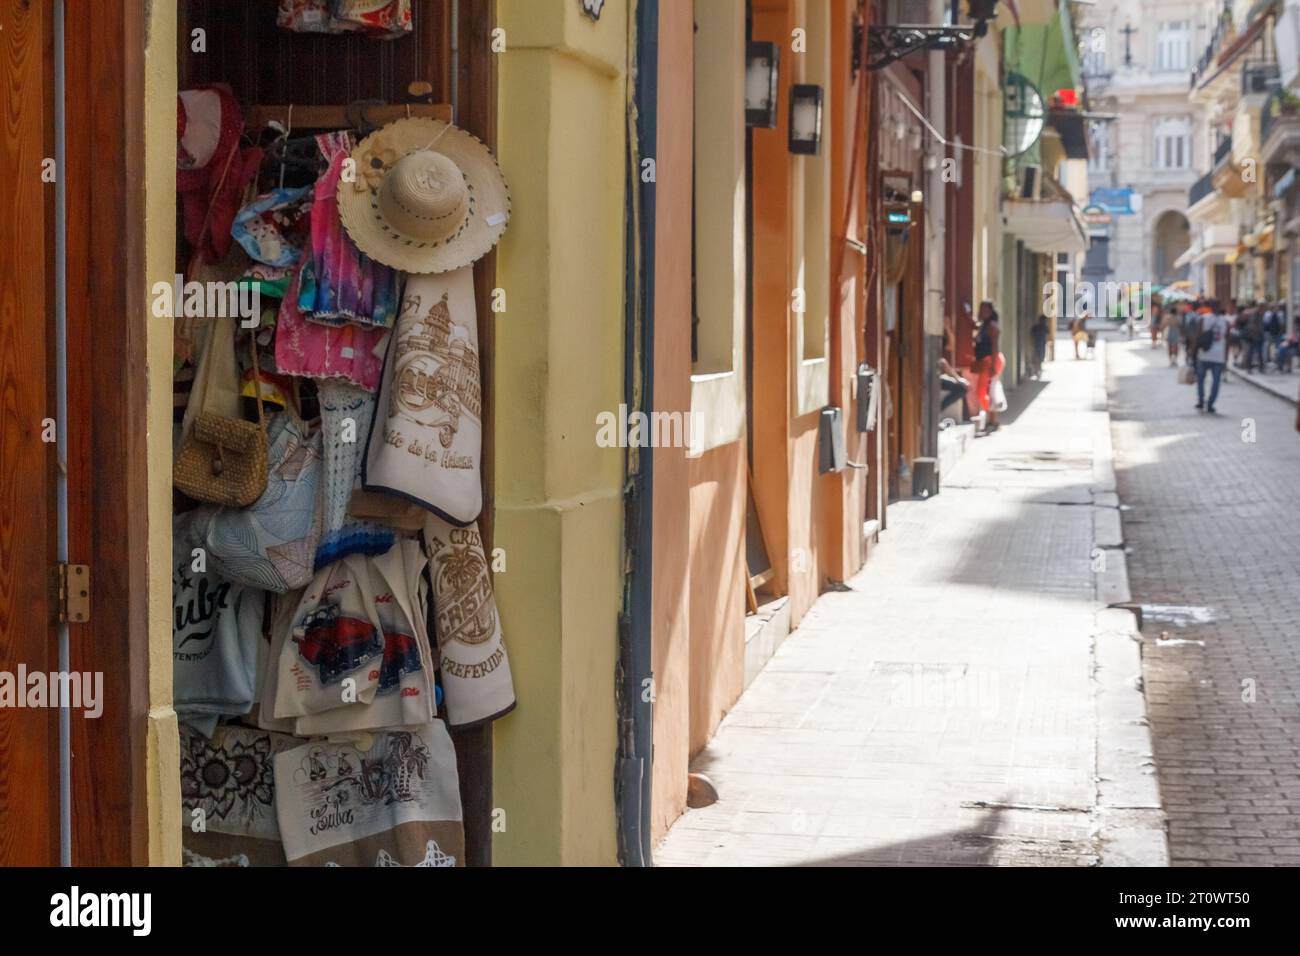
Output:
[
  {"left": 187, "top": 135, "right": 243, "bottom": 279},
  {"left": 247, "top": 325, "right": 267, "bottom": 433}
]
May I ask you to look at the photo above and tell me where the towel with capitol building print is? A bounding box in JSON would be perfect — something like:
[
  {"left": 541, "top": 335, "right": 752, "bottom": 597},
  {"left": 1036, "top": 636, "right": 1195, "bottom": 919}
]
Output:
[{"left": 362, "top": 267, "right": 483, "bottom": 527}]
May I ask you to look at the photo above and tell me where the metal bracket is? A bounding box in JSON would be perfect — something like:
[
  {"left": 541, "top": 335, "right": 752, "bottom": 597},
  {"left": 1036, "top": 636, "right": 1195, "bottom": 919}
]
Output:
[
  {"left": 867, "top": 22, "right": 988, "bottom": 71},
  {"left": 57, "top": 563, "right": 90, "bottom": 624}
]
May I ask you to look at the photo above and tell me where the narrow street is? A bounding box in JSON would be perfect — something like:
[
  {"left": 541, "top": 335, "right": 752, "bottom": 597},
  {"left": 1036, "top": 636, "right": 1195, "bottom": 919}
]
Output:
[
  {"left": 1109, "top": 339, "right": 1300, "bottom": 866},
  {"left": 657, "top": 337, "right": 1163, "bottom": 866}
]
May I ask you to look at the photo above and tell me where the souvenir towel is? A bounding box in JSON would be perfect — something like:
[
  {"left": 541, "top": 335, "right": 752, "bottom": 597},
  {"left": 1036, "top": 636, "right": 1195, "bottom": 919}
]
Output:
[
  {"left": 362, "top": 268, "right": 483, "bottom": 526},
  {"left": 424, "top": 515, "right": 516, "bottom": 727},
  {"left": 202, "top": 411, "right": 323, "bottom": 593},
  {"left": 181, "top": 723, "right": 298, "bottom": 867},
  {"left": 316, "top": 381, "right": 394, "bottom": 568},
  {"left": 293, "top": 540, "right": 436, "bottom": 736},
  {"left": 173, "top": 512, "right": 266, "bottom": 723},
  {"left": 274, "top": 722, "right": 463, "bottom": 867},
  {"left": 274, "top": 539, "right": 434, "bottom": 734},
  {"left": 297, "top": 132, "right": 401, "bottom": 329},
  {"left": 275, "top": 254, "right": 388, "bottom": 391},
  {"left": 258, "top": 590, "right": 301, "bottom": 735}
]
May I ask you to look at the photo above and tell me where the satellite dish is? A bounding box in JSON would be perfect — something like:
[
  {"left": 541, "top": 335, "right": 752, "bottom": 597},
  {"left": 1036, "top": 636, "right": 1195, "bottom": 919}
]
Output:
[{"left": 1004, "top": 72, "right": 1045, "bottom": 157}]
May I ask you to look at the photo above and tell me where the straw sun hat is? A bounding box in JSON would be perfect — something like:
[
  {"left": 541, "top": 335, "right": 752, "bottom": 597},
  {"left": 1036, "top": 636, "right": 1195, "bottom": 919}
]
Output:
[{"left": 338, "top": 117, "right": 511, "bottom": 275}]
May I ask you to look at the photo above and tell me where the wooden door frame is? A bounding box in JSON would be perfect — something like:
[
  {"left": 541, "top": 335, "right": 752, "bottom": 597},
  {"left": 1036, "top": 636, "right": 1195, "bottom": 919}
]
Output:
[
  {"left": 63, "top": 0, "right": 151, "bottom": 865},
  {"left": 452, "top": 0, "right": 498, "bottom": 869},
  {"left": 0, "top": 0, "right": 61, "bottom": 867}
]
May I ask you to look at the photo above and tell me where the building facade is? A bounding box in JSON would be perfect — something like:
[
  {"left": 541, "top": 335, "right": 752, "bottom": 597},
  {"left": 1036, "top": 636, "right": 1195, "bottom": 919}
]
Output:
[{"left": 1079, "top": 0, "right": 1208, "bottom": 295}]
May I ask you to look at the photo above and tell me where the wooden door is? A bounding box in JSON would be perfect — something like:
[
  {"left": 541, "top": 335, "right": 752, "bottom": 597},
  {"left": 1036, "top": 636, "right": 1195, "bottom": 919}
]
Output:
[{"left": 0, "top": 0, "right": 60, "bottom": 866}]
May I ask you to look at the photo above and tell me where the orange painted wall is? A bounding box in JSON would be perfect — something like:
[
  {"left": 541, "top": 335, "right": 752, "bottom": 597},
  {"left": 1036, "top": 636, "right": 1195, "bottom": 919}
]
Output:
[
  {"left": 650, "top": 0, "right": 871, "bottom": 842},
  {"left": 649, "top": 0, "right": 694, "bottom": 845},
  {"left": 751, "top": 0, "right": 796, "bottom": 615},
  {"left": 751, "top": 0, "right": 858, "bottom": 627},
  {"left": 820, "top": 0, "right": 869, "bottom": 583},
  {"left": 686, "top": 442, "right": 747, "bottom": 756}
]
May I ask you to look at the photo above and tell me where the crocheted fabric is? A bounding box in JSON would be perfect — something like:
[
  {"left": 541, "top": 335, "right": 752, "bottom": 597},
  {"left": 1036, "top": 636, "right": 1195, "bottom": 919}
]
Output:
[{"left": 315, "top": 380, "right": 393, "bottom": 569}]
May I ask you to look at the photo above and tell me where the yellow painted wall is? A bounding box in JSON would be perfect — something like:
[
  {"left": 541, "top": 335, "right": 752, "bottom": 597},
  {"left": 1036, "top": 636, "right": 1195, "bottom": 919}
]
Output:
[
  {"left": 492, "top": 0, "right": 627, "bottom": 866},
  {"left": 144, "top": 0, "right": 181, "bottom": 867}
]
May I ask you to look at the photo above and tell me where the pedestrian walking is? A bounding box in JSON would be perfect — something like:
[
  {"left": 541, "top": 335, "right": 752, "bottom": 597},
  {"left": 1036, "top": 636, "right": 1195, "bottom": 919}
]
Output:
[
  {"left": 1150, "top": 304, "right": 1162, "bottom": 347},
  {"left": 1194, "top": 300, "right": 1230, "bottom": 414},
  {"left": 1185, "top": 303, "right": 1207, "bottom": 369},
  {"left": 1245, "top": 303, "right": 1266, "bottom": 373},
  {"left": 1264, "top": 302, "right": 1284, "bottom": 370},
  {"left": 1277, "top": 326, "right": 1299, "bottom": 373},
  {"left": 972, "top": 300, "right": 1001, "bottom": 433},
  {"left": 1031, "top": 313, "right": 1049, "bottom": 380},
  {"left": 1070, "top": 313, "right": 1087, "bottom": 359},
  {"left": 1162, "top": 307, "right": 1181, "bottom": 367}
]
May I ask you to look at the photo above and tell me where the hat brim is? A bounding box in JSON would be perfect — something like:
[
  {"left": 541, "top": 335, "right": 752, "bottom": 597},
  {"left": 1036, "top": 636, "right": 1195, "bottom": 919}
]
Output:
[{"left": 338, "top": 117, "right": 511, "bottom": 275}]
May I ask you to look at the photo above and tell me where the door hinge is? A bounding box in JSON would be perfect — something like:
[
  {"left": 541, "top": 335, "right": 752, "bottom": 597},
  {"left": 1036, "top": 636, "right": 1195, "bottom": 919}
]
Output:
[{"left": 56, "top": 563, "right": 90, "bottom": 624}]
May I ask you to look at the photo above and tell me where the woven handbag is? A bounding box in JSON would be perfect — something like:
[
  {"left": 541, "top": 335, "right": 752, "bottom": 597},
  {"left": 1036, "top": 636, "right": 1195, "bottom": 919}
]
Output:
[{"left": 175, "top": 327, "right": 269, "bottom": 507}]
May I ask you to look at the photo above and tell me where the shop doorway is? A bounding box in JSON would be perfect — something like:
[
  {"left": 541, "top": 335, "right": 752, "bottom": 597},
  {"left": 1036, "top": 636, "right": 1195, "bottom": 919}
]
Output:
[{"left": 174, "top": 0, "right": 500, "bottom": 866}]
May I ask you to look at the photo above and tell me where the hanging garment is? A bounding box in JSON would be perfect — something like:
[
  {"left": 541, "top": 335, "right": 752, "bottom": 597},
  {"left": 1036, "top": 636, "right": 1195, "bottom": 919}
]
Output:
[
  {"left": 274, "top": 255, "right": 389, "bottom": 391},
  {"left": 362, "top": 268, "right": 483, "bottom": 526},
  {"left": 278, "top": 0, "right": 413, "bottom": 37},
  {"left": 273, "top": 722, "right": 463, "bottom": 867},
  {"left": 297, "top": 132, "right": 401, "bottom": 329},
  {"left": 231, "top": 184, "right": 314, "bottom": 269},
  {"left": 332, "top": 0, "right": 414, "bottom": 37},
  {"left": 423, "top": 515, "right": 516, "bottom": 728},
  {"left": 180, "top": 723, "right": 298, "bottom": 867},
  {"left": 177, "top": 86, "right": 261, "bottom": 264},
  {"left": 173, "top": 512, "right": 266, "bottom": 726},
  {"left": 315, "top": 380, "right": 395, "bottom": 569},
  {"left": 274, "top": 539, "right": 435, "bottom": 734},
  {"left": 200, "top": 411, "right": 323, "bottom": 593},
  {"left": 276, "top": 0, "right": 333, "bottom": 32}
]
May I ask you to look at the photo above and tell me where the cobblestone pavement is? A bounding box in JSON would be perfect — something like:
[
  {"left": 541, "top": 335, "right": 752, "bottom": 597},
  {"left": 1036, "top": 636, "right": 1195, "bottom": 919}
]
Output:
[
  {"left": 656, "top": 342, "right": 1145, "bottom": 866},
  {"left": 1109, "top": 338, "right": 1300, "bottom": 866}
]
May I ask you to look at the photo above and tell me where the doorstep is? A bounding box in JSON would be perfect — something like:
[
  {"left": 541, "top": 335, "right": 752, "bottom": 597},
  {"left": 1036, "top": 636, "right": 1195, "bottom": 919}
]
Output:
[
  {"left": 1225, "top": 366, "right": 1299, "bottom": 405},
  {"left": 937, "top": 420, "right": 976, "bottom": 479},
  {"left": 743, "top": 595, "right": 791, "bottom": 691}
]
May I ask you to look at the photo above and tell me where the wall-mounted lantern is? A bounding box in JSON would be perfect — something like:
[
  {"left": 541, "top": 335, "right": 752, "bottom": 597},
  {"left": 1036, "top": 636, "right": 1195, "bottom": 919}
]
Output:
[
  {"left": 788, "top": 84, "right": 824, "bottom": 155},
  {"left": 745, "top": 42, "right": 780, "bottom": 128}
]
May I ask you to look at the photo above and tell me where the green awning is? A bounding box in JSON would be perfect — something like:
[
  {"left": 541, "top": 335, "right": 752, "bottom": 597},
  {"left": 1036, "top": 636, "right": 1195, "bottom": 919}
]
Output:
[{"left": 1004, "top": 0, "right": 1083, "bottom": 102}]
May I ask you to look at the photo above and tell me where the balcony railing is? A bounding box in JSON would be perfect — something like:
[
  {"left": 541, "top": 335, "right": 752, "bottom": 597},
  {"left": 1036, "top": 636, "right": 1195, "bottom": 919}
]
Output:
[
  {"left": 1261, "top": 88, "right": 1299, "bottom": 148},
  {"left": 1191, "top": 5, "right": 1235, "bottom": 89},
  {"left": 1214, "top": 135, "right": 1233, "bottom": 167},
  {"left": 1243, "top": 60, "right": 1280, "bottom": 96},
  {"left": 1189, "top": 170, "right": 1215, "bottom": 208}
]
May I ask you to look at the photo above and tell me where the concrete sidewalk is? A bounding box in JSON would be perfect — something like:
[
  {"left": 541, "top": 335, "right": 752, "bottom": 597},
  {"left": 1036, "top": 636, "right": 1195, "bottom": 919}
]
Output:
[
  {"left": 655, "top": 337, "right": 1166, "bottom": 867},
  {"left": 1225, "top": 364, "right": 1299, "bottom": 406}
]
